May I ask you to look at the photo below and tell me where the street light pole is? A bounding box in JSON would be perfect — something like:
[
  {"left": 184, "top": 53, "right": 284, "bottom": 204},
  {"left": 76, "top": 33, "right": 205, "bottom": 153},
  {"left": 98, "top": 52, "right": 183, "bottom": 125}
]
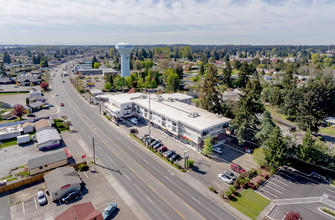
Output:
[
  {"left": 92, "top": 136, "right": 95, "bottom": 164},
  {"left": 149, "top": 91, "right": 151, "bottom": 147}
]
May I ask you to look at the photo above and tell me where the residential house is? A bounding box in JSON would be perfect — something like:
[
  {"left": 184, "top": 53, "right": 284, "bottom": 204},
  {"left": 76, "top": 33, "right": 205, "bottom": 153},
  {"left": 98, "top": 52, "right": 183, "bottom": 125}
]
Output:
[
  {"left": 35, "top": 119, "right": 51, "bottom": 132},
  {"left": 29, "top": 101, "right": 44, "bottom": 112},
  {"left": 16, "top": 74, "right": 41, "bottom": 86},
  {"left": 22, "top": 121, "right": 34, "bottom": 134},
  {"left": 0, "top": 124, "right": 23, "bottom": 141},
  {"left": 36, "top": 128, "right": 61, "bottom": 150},
  {"left": 28, "top": 150, "right": 68, "bottom": 175},
  {"left": 29, "top": 95, "right": 44, "bottom": 103},
  {"left": 55, "top": 202, "right": 103, "bottom": 220},
  {"left": 325, "top": 117, "right": 335, "bottom": 128}
]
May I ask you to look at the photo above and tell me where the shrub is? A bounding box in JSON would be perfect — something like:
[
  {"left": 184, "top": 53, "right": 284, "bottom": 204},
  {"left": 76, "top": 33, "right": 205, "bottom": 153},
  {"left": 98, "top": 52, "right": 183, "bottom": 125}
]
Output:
[
  {"left": 321, "top": 207, "right": 335, "bottom": 217},
  {"left": 242, "top": 183, "right": 249, "bottom": 189},
  {"left": 270, "top": 167, "right": 277, "bottom": 175},
  {"left": 239, "top": 178, "right": 246, "bottom": 185},
  {"left": 233, "top": 181, "right": 240, "bottom": 189},
  {"left": 264, "top": 174, "right": 270, "bottom": 180},
  {"left": 78, "top": 164, "right": 88, "bottom": 171},
  {"left": 257, "top": 179, "right": 264, "bottom": 185},
  {"left": 209, "top": 186, "right": 217, "bottom": 193},
  {"left": 187, "top": 159, "right": 194, "bottom": 168},
  {"left": 254, "top": 182, "right": 259, "bottom": 187},
  {"left": 176, "top": 164, "right": 181, "bottom": 169},
  {"left": 225, "top": 190, "right": 232, "bottom": 198},
  {"left": 229, "top": 185, "right": 236, "bottom": 194},
  {"left": 244, "top": 177, "right": 250, "bottom": 183},
  {"left": 256, "top": 169, "right": 262, "bottom": 176}
]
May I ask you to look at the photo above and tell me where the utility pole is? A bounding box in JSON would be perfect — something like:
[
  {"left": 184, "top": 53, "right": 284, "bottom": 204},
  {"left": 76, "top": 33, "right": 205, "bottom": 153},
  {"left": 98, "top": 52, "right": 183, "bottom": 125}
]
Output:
[
  {"left": 149, "top": 91, "right": 151, "bottom": 147},
  {"left": 92, "top": 136, "right": 95, "bottom": 164}
]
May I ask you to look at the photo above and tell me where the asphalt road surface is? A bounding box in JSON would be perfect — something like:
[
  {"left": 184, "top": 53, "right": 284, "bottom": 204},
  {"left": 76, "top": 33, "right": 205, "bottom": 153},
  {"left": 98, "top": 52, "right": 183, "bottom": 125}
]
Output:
[{"left": 50, "top": 64, "right": 239, "bottom": 220}]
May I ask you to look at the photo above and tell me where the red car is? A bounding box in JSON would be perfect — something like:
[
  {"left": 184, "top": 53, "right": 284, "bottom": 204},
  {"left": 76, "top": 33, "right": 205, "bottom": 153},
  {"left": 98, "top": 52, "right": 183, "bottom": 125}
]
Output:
[
  {"left": 157, "top": 146, "right": 168, "bottom": 152},
  {"left": 230, "top": 163, "right": 246, "bottom": 173},
  {"left": 60, "top": 102, "right": 64, "bottom": 106}
]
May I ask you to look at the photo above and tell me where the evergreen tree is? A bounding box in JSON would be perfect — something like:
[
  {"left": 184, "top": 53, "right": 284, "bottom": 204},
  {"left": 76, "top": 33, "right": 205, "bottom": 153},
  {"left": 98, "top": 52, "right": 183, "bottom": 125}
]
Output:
[
  {"left": 255, "top": 111, "right": 276, "bottom": 144},
  {"left": 92, "top": 55, "right": 98, "bottom": 68},
  {"left": 166, "top": 73, "right": 180, "bottom": 92},
  {"left": 269, "top": 86, "right": 282, "bottom": 107},
  {"left": 264, "top": 126, "right": 288, "bottom": 167},
  {"left": 200, "top": 65, "right": 223, "bottom": 114},
  {"left": 237, "top": 63, "right": 249, "bottom": 88},
  {"left": 200, "top": 63, "right": 205, "bottom": 75},
  {"left": 232, "top": 79, "right": 264, "bottom": 145},
  {"left": 0, "top": 62, "right": 6, "bottom": 76},
  {"left": 3, "top": 51, "right": 11, "bottom": 64},
  {"left": 297, "top": 130, "right": 314, "bottom": 162},
  {"left": 222, "top": 62, "right": 232, "bottom": 88}
]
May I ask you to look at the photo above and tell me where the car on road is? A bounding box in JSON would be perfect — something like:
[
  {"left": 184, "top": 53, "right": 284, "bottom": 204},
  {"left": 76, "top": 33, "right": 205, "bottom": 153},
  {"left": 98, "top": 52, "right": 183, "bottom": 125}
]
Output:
[
  {"left": 224, "top": 170, "right": 237, "bottom": 180},
  {"left": 7, "top": 116, "right": 17, "bottom": 120},
  {"left": 157, "top": 146, "right": 168, "bottom": 152},
  {"left": 27, "top": 113, "right": 36, "bottom": 117},
  {"left": 60, "top": 102, "right": 64, "bottom": 106},
  {"left": 37, "top": 190, "right": 47, "bottom": 206},
  {"left": 43, "top": 105, "right": 49, "bottom": 109},
  {"left": 164, "top": 150, "right": 176, "bottom": 158},
  {"left": 218, "top": 174, "right": 233, "bottom": 184},
  {"left": 213, "top": 147, "right": 223, "bottom": 154},
  {"left": 62, "top": 80, "right": 65, "bottom": 83},
  {"left": 231, "top": 163, "right": 246, "bottom": 173},
  {"left": 55, "top": 93, "right": 58, "bottom": 96},
  {"left": 61, "top": 190, "right": 81, "bottom": 204},
  {"left": 102, "top": 203, "right": 117, "bottom": 220}
]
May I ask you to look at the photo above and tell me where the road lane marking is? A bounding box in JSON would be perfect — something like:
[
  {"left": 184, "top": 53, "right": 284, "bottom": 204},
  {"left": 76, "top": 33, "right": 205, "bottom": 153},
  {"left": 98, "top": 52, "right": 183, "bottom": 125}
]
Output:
[
  {"left": 84, "top": 172, "right": 88, "bottom": 178},
  {"left": 124, "top": 174, "right": 131, "bottom": 181},
  {"left": 145, "top": 195, "right": 153, "bottom": 203},
  {"left": 143, "top": 159, "right": 150, "bottom": 164},
  {"left": 191, "top": 197, "right": 201, "bottom": 204},
  {"left": 164, "top": 176, "right": 172, "bottom": 182}
]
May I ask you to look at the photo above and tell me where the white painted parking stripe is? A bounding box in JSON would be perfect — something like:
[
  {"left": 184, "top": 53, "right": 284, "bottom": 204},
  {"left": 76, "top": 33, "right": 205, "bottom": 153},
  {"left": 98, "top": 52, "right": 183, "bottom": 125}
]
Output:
[
  {"left": 84, "top": 172, "right": 88, "bottom": 178},
  {"left": 327, "top": 188, "right": 335, "bottom": 194},
  {"left": 264, "top": 185, "right": 282, "bottom": 194},
  {"left": 124, "top": 174, "right": 131, "bottom": 181},
  {"left": 267, "top": 181, "right": 287, "bottom": 190},
  {"left": 22, "top": 202, "right": 25, "bottom": 215},
  {"left": 34, "top": 197, "right": 37, "bottom": 210},
  {"left": 258, "top": 188, "right": 278, "bottom": 198},
  {"left": 145, "top": 195, "right": 153, "bottom": 203},
  {"left": 271, "top": 178, "right": 289, "bottom": 186}
]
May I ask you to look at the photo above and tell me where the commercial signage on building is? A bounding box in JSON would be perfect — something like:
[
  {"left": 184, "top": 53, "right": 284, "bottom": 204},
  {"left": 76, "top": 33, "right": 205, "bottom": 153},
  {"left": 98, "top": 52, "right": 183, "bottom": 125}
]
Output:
[{"left": 61, "top": 184, "right": 71, "bottom": 189}]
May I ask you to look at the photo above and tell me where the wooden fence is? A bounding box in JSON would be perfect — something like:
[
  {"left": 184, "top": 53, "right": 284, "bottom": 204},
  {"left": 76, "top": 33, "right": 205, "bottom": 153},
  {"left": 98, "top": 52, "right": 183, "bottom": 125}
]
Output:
[{"left": 0, "top": 173, "right": 44, "bottom": 194}]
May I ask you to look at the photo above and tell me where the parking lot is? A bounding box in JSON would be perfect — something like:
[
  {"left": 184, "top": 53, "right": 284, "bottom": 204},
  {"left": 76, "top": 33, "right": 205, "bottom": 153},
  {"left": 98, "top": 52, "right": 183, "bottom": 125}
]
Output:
[
  {"left": 121, "top": 116, "right": 259, "bottom": 192},
  {"left": 257, "top": 167, "right": 335, "bottom": 219}
]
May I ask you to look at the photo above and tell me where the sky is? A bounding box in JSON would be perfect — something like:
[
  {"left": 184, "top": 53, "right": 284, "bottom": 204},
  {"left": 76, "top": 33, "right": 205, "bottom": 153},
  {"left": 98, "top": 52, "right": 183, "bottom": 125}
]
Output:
[{"left": 0, "top": 0, "right": 334, "bottom": 45}]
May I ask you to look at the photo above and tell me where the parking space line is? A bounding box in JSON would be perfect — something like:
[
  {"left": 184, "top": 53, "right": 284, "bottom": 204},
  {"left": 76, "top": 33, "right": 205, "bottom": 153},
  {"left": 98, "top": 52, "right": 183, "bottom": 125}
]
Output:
[
  {"left": 84, "top": 172, "right": 88, "bottom": 178},
  {"left": 191, "top": 196, "right": 201, "bottom": 204},
  {"left": 22, "top": 202, "right": 25, "bottom": 215},
  {"left": 145, "top": 195, "right": 153, "bottom": 203},
  {"left": 263, "top": 185, "right": 282, "bottom": 194},
  {"left": 258, "top": 188, "right": 278, "bottom": 198},
  {"left": 34, "top": 197, "right": 37, "bottom": 210},
  {"left": 271, "top": 178, "right": 289, "bottom": 186},
  {"left": 327, "top": 188, "right": 335, "bottom": 194},
  {"left": 267, "top": 181, "right": 287, "bottom": 190}
]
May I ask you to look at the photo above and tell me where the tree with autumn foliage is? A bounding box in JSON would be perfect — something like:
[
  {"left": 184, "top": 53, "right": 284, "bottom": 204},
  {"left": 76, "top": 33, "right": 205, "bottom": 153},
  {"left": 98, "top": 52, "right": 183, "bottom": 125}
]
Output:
[
  {"left": 40, "top": 81, "right": 49, "bottom": 91},
  {"left": 11, "top": 104, "right": 24, "bottom": 120},
  {"left": 284, "top": 211, "right": 303, "bottom": 220}
]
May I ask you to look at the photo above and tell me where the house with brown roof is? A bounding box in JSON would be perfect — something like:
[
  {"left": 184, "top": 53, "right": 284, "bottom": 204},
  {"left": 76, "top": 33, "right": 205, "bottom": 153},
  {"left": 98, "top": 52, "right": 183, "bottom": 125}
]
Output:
[
  {"left": 34, "top": 119, "right": 51, "bottom": 132},
  {"left": 22, "top": 121, "right": 34, "bottom": 134},
  {"left": 55, "top": 202, "right": 103, "bottom": 220}
]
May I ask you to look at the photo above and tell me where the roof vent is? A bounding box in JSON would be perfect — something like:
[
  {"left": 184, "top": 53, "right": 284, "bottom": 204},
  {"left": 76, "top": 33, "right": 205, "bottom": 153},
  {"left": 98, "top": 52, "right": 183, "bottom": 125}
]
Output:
[
  {"left": 168, "top": 97, "right": 174, "bottom": 102},
  {"left": 157, "top": 95, "right": 163, "bottom": 102},
  {"left": 141, "top": 95, "right": 147, "bottom": 99},
  {"left": 189, "top": 112, "right": 199, "bottom": 118}
]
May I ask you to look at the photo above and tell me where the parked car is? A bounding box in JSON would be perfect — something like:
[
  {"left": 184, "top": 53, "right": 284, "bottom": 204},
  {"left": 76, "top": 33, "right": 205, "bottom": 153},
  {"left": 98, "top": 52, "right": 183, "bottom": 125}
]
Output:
[
  {"left": 55, "top": 93, "right": 58, "bottom": 96},
  {"left": 140, "top": 134, "right": 148, "bottom": 141},
  {"left": 60, "top": 102, "right": 64, "bottom": 106},
  {"left": 218, "top": 174, "right": 233, "bottom": 184},
  {"left": 153, "top": 143, "right": 162, "bottom": 149},
  {"left": 224, "top": 170, "right": 237, "bottom": 180},
  {"left": 43, "top": 105, "right": 49, "bottom": 109},
  {"left": 164, "top": 150, "right": 176, "bottom": 158},
  {"left": 102, "top": 203, "right": 117, "bottom": 220},
  {"left": 157, "top": 146, "right": 168, "bottom": 152},
  {"left": 213, "top": 147, "right": 223, "bottom": 154},
  {"left": 37, "top": 190, "right": 47, "bottom": 206},
  {"left": 230, "top": 163, "right": 246, "bottom": 173},
  {"left": 27, "top": 113, "right": 36, "bottom": 117},
  {"left": 244, "top": 147, "right": 253, "bottom": 154},
  {"left": 151, "top": 140, "right": 159, "bottom": 146},
  {"left": 61, "top": 190, "right": 81, "bottom": 204},
  {"left": 7, "top": 116, "right": 17, "bottom": 120},
  {"left": 129, "top": 128, "right": 138, "bottom": 134},
  {"left": 48, "top": 104, "right": 54, "bottom": 107},
  {"left": 170, "top": 153, "right": 180, "bottom": 161}
]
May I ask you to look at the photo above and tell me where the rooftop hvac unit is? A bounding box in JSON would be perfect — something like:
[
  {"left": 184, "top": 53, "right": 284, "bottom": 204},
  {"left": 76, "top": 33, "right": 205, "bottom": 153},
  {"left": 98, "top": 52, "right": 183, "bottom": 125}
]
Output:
[
  {"left": 141, "top": 95, "right": 147, "bottom": 99},
  {"left": 168, "top": 97, "right": 174, "bottom": 102},
  {"left": 189, "top": 112, "right": 199, "bottom": 118},
  {"left": 157, "top": 95, "right": 164, "bottom": 102}
]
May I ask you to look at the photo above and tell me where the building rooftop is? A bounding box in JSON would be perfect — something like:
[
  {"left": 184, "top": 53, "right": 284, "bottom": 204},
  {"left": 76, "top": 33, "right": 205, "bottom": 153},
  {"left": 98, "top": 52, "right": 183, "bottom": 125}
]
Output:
[
  {"left": 34, "top": 119, "right": 51, "bottom": 131},
  {"left": 44, "top": 167, "right": 81, "bottom": 196},
  {"left": 325, "top": 116, "right": 335, "bottom": 124},
  {"left": 108, "top": 92, "right": 142, "bottom": 105},
  {"left": 29, "top": 101, "right": 44, "bottom": 109},
  {"left": 36, "top": 128, "right": 61, "bottom": 145},
  {"left": 22, "top": 121, "right": 34, "bottom": 129},
  {"left": 134, "top": 97, "right": 231, "bottom": 131},
  {"left": 28, "top": 150, "right": 67, "bottom": 170},
  {"left": 55, "top": 202, "right": 103, "bottom": 220},
  {"left": 157, "top": 93, "right": 193, "bottom": 101},
  {"left": 0, "top": 124, "right": 22, "bottom": 135}
]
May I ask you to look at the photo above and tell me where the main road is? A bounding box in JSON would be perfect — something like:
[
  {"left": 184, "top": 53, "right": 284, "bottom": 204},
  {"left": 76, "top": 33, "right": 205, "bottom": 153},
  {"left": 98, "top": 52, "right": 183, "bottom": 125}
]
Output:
[{"left": 50, "top": 64, "right": 238, "bottom": 220}]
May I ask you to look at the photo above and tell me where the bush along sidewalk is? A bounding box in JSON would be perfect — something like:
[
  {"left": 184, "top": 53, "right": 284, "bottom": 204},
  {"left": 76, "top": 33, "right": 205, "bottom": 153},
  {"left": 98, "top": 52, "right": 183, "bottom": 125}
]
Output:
[{"left": 129, "top": 134, "right": 186, "bottom": 172}]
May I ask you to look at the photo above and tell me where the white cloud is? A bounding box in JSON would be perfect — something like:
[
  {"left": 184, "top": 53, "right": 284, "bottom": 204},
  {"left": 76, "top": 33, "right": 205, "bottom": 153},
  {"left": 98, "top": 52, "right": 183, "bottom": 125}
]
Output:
[{"left": 0, "top": 0, "right": 334, "bottom": 44}]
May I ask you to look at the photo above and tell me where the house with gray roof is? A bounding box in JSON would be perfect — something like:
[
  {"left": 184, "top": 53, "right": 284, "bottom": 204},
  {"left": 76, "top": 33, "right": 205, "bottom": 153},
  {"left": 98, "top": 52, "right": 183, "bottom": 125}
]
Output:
[
  {"left": 28, "top": 150, "right": 68, "bottom": 175},
  {"left": 36, "top": 128, "right": 61, "bottom": 150},
  {"left": 44, "top": 167, "right": 82, "bottom": 201},
  {"left": 29, "top": 101, "right": 44, "bottom": 112}
]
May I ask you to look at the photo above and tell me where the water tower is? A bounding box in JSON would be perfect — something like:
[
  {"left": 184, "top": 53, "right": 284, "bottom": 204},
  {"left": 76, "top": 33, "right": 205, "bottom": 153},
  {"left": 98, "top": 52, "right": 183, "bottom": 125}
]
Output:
[{"left": 115, "top": 42, "right": 134, "bottom": 77}]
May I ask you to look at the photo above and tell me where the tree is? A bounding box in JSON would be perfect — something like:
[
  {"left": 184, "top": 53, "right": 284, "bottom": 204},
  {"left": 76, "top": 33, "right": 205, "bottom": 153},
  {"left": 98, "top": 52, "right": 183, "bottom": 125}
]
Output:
[
  {"left": 11, "top": 104, "right": 24, "bottom": 120},
  {"left": 284, "top": 211, "right": 303, "bottom": 220},
  {"left": 253, "top": 148, "right": 267, "bottom": 167},
  {"left": 0, "top": 62, "right": 6, "bottom": 76},
  {"left": 166, "top": 73, "right": 180, "bottom": 92},
  {"left": 255, "top": 111, "right": 276, "bottom": 144},
  {"left": 232, "top": 79, "right": 264, "bottom": 145},
  {"left": 133, "top": 60, "right": 143, "bottom": 70},
  {"left": 3, "top": 51, "right": 11, "bottom": 64},
  {"left": 40, "top": 81, "right": 49, "bottom": 91},
  {"left": 237, "top": 66, "right": 249, "bottom": 88},
  {"left": 40, "top": 60, "right": 48, "bottom": 67},
  {"left": 264, "top": 126, "right": 288, "bottom": 167},
  {"left": 91, "top": 55, "right": 98, "bottom": 68},
  {"left": 269, "top": 86, "right": 282, "bottom": 107},
  {"left": 174, "top": 64, "right": 183, "bottom": 79},
  {"left": 104, "top": 82, "right": 112, "bottom": 91},
  {"left": 125, "top": 76, "right": 133, "bottom": 88},
  {"left": 201, "top": 135, "right": 213, "bottom": 156},
  {"left": 200, "top": 65, "right": 223, "bottom": 114},
  {"left": 222, "top": 62, "right": 232, "bottom": 88},
  {"left": 93, "top": 62, "right": 101, "bottom": 69},
  {"left": 297, "top": 130, "right": 314, "bottom": 162},
  {"left": 116, "top": 77, "right": 127, "bottom": 90},
  {"left": 200, "top": 63, "right": 205, "bottom": 75}
]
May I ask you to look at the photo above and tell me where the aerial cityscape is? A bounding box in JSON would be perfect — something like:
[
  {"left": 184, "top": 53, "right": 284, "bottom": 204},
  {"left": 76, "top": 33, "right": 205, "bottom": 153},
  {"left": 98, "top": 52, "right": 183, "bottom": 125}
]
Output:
[{"left": 0, "top": 1, "right": 335, "bottom": 220}]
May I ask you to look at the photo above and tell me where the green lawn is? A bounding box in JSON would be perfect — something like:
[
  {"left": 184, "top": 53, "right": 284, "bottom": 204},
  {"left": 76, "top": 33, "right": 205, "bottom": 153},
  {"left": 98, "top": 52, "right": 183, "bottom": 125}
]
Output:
[
  {"left": 265, "top": 106, "right": 298, "bottom": 125},
  {"left": 320, "top": 127, "right": 335, "bottom": 136},
  {"left": 229, "top": 189, "right": 270, "bottom": 220},
  {"left": 232, "top": 69, "right": 240, "bottom": 75},
  {"left": 0, "top": 138, "right": 17, "bottom": 148}
]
